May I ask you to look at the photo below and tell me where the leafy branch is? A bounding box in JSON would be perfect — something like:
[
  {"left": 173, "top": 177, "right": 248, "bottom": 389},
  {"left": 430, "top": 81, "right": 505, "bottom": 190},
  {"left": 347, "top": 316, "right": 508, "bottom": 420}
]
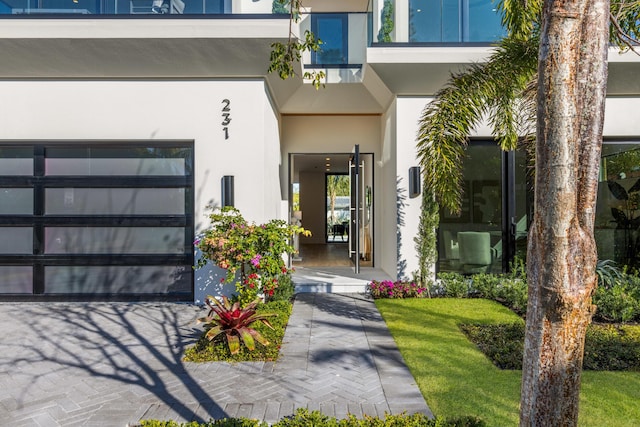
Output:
[{"left": 268, "top": 0, "right": 326, "bottom": 89}]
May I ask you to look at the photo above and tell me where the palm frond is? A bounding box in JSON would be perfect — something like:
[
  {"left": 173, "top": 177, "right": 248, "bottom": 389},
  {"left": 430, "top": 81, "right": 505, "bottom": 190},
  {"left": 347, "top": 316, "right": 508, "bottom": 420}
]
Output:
[{"left": 417, "top": 35, "right": 538, "bottom": 214}]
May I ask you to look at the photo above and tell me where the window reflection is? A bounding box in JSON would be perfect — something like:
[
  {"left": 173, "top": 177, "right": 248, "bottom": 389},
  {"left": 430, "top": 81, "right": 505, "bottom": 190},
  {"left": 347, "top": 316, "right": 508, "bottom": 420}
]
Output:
[
  {"left": 596, "top": 144, "right": 640, "bottom": 269},
  {"left": 409, "top": 0, "right": 504, "bottom": 42}
]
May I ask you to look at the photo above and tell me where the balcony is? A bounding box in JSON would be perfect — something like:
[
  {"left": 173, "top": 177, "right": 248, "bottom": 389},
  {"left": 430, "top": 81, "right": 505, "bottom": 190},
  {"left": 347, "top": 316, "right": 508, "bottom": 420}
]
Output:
[
  {"left": 371, "top": 0, "right": 505, "bottom": 44},
  {"left": 0, "top": 0, "right": 279, "bottom": 15}
]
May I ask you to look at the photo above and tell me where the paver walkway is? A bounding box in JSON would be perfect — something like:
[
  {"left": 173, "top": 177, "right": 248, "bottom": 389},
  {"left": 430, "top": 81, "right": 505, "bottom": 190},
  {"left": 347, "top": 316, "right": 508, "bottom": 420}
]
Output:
[{"left": 0, "top": 293, "right": 432, "bottom": 426}]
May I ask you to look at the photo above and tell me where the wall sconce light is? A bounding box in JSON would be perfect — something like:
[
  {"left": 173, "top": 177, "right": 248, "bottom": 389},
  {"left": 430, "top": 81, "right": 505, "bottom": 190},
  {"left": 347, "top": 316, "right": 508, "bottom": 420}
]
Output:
[
  {"left": 221, "top": 175, "right": 234, "bottom": 207},
  {"left": 409, "top": 166, "right": 421, "bottom": 198}
]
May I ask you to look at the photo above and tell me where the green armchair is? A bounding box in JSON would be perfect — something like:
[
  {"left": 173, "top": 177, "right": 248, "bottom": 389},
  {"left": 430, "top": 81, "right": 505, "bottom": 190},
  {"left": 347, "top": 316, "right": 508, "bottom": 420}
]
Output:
[{"left": 458, "top": 231, "right": 496, "bottom": 274}]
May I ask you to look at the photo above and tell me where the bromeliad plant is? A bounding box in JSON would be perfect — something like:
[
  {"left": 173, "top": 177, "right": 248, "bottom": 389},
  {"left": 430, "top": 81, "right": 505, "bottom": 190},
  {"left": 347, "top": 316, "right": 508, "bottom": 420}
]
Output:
[
  {"left": 198, "top": 295, "right": 277, "bottom": 355},
  {"left": 196, "top": 207, "right": 310, "bottom": 304}
]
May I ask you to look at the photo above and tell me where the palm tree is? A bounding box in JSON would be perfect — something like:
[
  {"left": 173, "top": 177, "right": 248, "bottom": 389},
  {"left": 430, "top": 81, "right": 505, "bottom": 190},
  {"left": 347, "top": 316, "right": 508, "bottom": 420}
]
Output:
[{"left": 326, "top": 174, "right": 349, "bottom": 226}]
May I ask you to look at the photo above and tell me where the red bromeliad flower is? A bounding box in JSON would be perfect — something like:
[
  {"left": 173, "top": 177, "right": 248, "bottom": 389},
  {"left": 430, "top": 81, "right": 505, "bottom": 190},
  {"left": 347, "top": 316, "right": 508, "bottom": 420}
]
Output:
[{"left": 197, "top": 295, "right": 276, "bottom": 355}]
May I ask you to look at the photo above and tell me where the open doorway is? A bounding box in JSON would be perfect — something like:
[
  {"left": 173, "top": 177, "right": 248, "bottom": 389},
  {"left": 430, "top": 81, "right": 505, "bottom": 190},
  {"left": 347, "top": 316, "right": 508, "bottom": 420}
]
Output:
[{"left": 290, "top": 153, "right": 373, "bottom": 268}]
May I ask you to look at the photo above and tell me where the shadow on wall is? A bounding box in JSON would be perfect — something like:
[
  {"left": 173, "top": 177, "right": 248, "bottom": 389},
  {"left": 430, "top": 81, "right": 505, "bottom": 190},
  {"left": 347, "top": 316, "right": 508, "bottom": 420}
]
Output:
[
  {"left": 397, "top": 176, "right": 407, "bottom": 280},
  {"left": 194, "top": 245, "right": 236, "bottom": 304},
  {"left": 0, "top": 302, "right": 226, "bottom": 424}
]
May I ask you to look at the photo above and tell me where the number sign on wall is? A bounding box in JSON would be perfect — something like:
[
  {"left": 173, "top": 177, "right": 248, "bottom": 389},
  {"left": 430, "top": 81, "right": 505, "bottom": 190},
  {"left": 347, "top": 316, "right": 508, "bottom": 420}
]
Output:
[{"left": 221, "top": 99, "right": 231, "bottom": 140}]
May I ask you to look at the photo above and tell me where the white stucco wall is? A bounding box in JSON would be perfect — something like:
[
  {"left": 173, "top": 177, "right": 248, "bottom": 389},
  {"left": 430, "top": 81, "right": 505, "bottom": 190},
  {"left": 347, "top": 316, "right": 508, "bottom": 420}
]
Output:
[
  {"left": 0, "top": 79, "right": 283, "bottom": 303},
  {"left": 395, "top": 97, "right": 427, "bottom": 279},
  {"left": 379, "top": 102, "right": 398, "bottom": 278}
]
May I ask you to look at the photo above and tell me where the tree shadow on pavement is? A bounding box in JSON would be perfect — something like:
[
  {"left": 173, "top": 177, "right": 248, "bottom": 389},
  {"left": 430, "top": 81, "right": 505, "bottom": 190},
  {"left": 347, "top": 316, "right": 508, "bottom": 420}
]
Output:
[{"left": 0, "top": 302, "right": 227, "bottom": 425}]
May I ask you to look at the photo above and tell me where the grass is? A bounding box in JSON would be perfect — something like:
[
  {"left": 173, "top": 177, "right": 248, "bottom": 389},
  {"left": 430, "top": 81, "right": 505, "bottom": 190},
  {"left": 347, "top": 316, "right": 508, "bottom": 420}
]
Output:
[
  {"left": 183, "top": 300, "right": 292, "bottom": 363},
  {"left": 375, "top": 298, "right": 640, "bottom": 426}
]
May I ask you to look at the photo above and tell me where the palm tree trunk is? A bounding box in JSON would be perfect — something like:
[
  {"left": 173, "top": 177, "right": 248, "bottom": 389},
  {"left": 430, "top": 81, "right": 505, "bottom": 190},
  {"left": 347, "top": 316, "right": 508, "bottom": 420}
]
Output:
[{"left": 520, "top": 0, "right": 609, "bottom": 424}]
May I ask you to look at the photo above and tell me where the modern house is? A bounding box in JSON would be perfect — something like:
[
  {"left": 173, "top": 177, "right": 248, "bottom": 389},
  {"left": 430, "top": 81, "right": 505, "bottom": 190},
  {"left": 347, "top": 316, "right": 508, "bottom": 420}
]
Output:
[{"left": 0, "top": 0, "right": 639, "bottom": 302}]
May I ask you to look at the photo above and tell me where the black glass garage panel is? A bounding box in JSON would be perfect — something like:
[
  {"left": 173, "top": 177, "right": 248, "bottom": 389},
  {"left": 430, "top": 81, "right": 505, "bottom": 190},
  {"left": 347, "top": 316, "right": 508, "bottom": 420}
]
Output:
[
  {"left": 0, "top": 147, "right": 33, "bottom": 175},
  {"left": 45, "top": 147, "right": 191, "bottom": 176},
  {"left": 0, "top": 228, "right": 33, "bottom": 254},
  {"left": 0, "top": 189, "right": 33, "bottom": 214},
  {"left": 45, "top": 265, "right": 191, "bottom": 294},
  {"left": 0, "top": 266, "right": 32, "bottom": 294},
  {"left": 44, "top": 227, "right": 186, "bottom": 254},
  {"left": 45, "top": 188, "right": 186, "bottom": 215}
]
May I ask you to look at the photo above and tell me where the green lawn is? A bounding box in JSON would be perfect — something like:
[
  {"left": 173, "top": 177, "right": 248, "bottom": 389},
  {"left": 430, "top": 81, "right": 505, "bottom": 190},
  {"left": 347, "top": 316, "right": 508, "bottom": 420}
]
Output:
[{"left": 375, "top": 298, "right": 640, "bottom": 426}]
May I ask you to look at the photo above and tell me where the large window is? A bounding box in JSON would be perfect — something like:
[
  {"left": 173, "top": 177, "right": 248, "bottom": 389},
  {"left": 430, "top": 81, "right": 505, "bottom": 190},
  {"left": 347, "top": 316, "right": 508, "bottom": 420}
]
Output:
[
  {"left": 0, "top": 143, "right": 194, "bottom": 299},
  {"left": 409, "top": 0, "right": 505, "bottom": 42},
  {"left": 596, "top": 143, "right": 640, "bottom": 269}
]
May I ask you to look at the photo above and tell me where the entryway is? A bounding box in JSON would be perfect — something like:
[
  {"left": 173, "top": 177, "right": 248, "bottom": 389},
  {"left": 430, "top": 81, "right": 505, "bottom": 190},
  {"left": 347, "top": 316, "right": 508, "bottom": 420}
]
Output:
[{"left": 289, "top": 150, "right": 374, "bottom": 271}]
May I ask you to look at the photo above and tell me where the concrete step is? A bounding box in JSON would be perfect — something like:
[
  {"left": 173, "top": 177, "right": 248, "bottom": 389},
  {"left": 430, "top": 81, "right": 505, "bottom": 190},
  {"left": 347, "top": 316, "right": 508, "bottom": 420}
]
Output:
[{"left": 292, "top": 267, "right": 393, "bottom": 294}]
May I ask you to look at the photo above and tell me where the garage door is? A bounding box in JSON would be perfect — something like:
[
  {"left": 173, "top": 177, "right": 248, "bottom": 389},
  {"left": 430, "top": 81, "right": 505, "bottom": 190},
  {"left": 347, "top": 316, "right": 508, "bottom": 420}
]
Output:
[{"left": 0, "top": 142, "right": 194, "bottom": 300}]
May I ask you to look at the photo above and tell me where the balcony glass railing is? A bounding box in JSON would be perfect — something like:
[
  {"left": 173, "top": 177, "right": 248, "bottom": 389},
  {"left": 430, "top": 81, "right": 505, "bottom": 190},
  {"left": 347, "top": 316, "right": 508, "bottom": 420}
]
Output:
[
  {"left": 372, "top": 0, "right": 505, "bottom": 43},
  {"left": 0, "top": 0, "right": 281, "bottom": 15}
]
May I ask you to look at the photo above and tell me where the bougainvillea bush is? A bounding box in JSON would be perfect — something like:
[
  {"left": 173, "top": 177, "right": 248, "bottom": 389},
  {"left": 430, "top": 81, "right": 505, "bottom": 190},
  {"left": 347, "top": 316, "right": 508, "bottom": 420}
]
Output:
[
  {"left": 196, "top": 207, "right": 310, "bottom": 304},
  {"left": 367, "top": 280, "right": 429, "bottom": 299}
]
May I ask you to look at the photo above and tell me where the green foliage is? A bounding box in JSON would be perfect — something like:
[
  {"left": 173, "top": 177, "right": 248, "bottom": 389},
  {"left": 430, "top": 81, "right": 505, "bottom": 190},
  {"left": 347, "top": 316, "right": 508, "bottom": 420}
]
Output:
[
  {"left": 141, "top": 419, "right": 266, "bottom": 427},
  {"left": 435, "top": 272, "right": 470, "bottom": 298},
  {"left": 269, "top": 272, "right": 296, "bottom": 302},
  {"left": 432, "top": 270, "right": 530, "bottom": 314},
  {"left": 416, "top": 35, "right": 538, "bottom": 214},
  {"left": 271, "top": 409, "right": 484, "bottom": 427},
  {"left": 461, "top": 322, "right": 640, "bottom": 371},
  {"left": 142, "top": 410, "right": 485, "bottom": 427},
  {"left": 459, "top": 322, "right": 525, "bottom": 370},
  {"left": 413, "top": 188, "right": 439, "bottom": 288},
  {"left": 376, "top": 0, "right": 394, "bottom": 43},
  {"left": 596, "top": 259, "right": 623, "bottom": 289},
  {"left": 272, "top": 0, "right": 288, "bottom": 14},
  {"left": 583, "top": 324, "right": 640, "bottom": 371},
  {"left": 593, "top": 279, "right": 640, "bottom": 323},
  {"left": 267, "top": 0, "right": 326, "bottom": 89},
  {"left": 367, "top": 280, "right": 429, "bottom": 299},
  {"left": 197, "top": 296, "right": 276, "bottom": 355},
  {"left": 185, "top": 300, "right": 291, "bottom": 362},
  {"left": 196, "top": 207, "right": 309, "bottom": 304}
]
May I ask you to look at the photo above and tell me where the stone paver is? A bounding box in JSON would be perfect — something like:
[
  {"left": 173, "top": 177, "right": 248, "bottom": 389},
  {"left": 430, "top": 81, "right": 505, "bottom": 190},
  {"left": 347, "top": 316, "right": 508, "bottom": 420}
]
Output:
[{"left": 0, "top": 294, "right": 432, "bottom": 426}]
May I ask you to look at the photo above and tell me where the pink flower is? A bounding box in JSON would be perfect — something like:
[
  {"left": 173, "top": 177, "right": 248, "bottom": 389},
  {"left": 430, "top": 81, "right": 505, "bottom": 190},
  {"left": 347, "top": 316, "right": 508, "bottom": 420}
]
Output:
[{"left": 251, "top": 254, "right": 262, "bottom": 267}]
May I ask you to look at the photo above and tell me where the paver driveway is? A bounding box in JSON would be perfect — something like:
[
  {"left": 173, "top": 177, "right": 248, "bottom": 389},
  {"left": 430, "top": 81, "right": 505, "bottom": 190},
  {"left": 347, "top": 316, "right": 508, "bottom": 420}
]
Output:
[{"left": 0, "top": 293, "right": 431, "bottom": 426}]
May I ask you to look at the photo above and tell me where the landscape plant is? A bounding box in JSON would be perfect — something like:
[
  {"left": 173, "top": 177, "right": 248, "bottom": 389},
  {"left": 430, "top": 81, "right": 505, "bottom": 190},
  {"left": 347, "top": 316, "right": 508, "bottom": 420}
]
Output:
[
  {"left": 196, "top": 207, "right": 309, "bottom": 304},
  {"left": 141, "top": 408, "right": 486, "bottom": 427},
  {"left": 197, "top": 295, "right": 276, "bottom": 355},
  {"left": 367, "top": 279, "right": 429, "bottom": 299},
  {"left": 184, "top": 300, "right": 292, "bottom": 362}
]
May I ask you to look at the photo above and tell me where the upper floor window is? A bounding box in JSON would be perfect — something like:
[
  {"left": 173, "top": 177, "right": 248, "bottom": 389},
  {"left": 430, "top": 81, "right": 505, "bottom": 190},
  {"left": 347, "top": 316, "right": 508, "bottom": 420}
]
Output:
[
  {"left": 409, "top": 0, "right": 505, "bottom": 42},
  {"left": 312, "top": 14, "right": 349, "bottom": 65}
]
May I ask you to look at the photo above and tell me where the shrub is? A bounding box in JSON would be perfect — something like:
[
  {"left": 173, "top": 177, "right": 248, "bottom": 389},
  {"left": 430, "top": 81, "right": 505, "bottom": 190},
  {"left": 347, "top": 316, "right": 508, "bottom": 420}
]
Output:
[
  {"left": 270, "top": 272, "right": 296, "bottom": 302},
  {"left": 468, "top": 273, "right": 501, "bottom": 299},
  {"left": 583, "top": 324, "right": 640, "bottom": 370},
  {"left": 593, "top": 280, "right": 640, "bottom": 323},
  {"left": 141, "top": 410, "right": 486, "bottom": 427},
  {"left": 459, "top": 323, "right": 525, "bottom": 370},
  {"left": 141, "top": 419, "right": 265, "bottom": 427},
  {"left": 492, "top": 278, "right": 528, "bottom": 316},
  {"left": 460, "top": 322, "right": 640, "bottom": 371},
  {"left": 436, "top": 272, "right": 469, "bottom": 298},
  {"left": 196, "top": 207, "right": 309, "bottom": 304},
  {"left": 367, "top": 280, "right": 428, "bottom": 299}
]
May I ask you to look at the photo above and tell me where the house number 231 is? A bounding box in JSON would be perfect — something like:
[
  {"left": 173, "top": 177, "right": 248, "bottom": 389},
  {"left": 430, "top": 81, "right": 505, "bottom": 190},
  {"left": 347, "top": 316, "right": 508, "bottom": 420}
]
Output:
[{"left": 221, "top": 99, "right": 231, "bottom": 140}]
